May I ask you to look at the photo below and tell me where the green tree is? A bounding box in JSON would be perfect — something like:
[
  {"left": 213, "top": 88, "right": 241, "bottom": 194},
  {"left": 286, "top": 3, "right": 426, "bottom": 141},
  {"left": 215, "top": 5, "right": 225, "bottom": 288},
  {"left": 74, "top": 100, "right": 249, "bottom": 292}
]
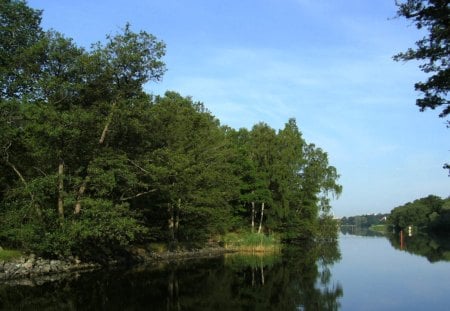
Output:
[
  {"left": 0, "top": 0, "right": 44, "bottom": 98},
  {"left": 387, "top": 195, "right": 448, "bottom": 232},
  {"left": 136, "top": 92, "right": 239, "bottom": 246},
  {"left": 0, "top": 0, "right": 166, "bottom": 259}
]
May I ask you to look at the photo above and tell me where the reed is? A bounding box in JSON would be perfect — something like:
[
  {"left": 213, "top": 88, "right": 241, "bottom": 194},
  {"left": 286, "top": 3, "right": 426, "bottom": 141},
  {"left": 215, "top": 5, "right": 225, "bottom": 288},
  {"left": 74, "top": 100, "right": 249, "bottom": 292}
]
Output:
[{"left": 222, "top": 231, "right": 281, "bottom": 253}]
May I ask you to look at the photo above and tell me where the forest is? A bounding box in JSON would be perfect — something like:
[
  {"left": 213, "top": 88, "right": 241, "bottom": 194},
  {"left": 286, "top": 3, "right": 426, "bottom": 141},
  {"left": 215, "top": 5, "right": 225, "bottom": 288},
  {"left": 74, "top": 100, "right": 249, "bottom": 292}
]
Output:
[
  {"left": 0, "top": 1, "right": 342, "bottom": 261},
  {"left": 387, "top": 195, "right": 450, "bottom": 233},
  {"left": 339, "top": 213, "right": 388, "bottom": 228}
]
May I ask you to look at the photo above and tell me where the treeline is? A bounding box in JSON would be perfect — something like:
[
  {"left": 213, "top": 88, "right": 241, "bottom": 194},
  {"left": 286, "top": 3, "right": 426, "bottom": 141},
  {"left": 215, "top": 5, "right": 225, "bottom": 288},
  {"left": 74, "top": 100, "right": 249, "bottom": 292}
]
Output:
[
  {"left": 340, "top": 213, "right": 388, "bottom": 228},
  {"left": 0, "top": 1, "right": 341, "bottom": 260},
  {"left": 388, "top": 195, "right": 450, "bottom": 233}
]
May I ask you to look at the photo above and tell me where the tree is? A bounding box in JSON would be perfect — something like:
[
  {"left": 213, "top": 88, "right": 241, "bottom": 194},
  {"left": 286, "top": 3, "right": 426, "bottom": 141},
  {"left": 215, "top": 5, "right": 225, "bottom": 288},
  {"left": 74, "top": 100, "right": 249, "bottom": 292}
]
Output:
[
  {"left": 0, "top": 0, "right": 166, "bottom": 259},
  {"left": 387, "top": 194, "right": 448, "bottom": 232},
  {"left": 135, "top": 92, "right": 240, "bottom": 245},
  {"left": 393, "top": 0, "right": 449, "bottom": 118},
  {"left": 0, "top": 0, "right": 44, "bottom": 98},
  {"left": 0, "top": 0, "right": 343, "bottom": 259}
]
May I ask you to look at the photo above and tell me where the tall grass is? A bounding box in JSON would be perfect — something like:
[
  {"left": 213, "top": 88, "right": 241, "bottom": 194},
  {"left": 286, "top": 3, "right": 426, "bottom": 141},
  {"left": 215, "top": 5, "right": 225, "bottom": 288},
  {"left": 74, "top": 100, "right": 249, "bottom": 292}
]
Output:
[
  {"left": 0, "top": 249, "right": 22, "bottom": 261},
  {"left": 222, "top": 231, "right": 281, "bottom": 253}
]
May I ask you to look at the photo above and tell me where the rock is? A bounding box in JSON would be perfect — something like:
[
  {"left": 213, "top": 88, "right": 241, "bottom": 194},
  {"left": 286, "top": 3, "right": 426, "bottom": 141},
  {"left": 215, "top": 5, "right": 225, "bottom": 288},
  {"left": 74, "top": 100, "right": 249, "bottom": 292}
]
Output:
[
  {"left": 40, "top": 264, "right": 51, "bottom": 274},
  {"left": 23, "top": 260, "right": 34, "bottom": 270},
  {"left": 50, "top": 260, "right": 59, "bottom": 267}
]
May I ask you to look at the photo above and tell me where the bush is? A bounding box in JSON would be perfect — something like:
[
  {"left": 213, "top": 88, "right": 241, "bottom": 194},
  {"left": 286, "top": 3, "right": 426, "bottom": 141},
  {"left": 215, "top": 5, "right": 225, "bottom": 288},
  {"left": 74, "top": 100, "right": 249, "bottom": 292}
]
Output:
[{"left": 0, "top": 199, "right": 148, "bottom": 261}]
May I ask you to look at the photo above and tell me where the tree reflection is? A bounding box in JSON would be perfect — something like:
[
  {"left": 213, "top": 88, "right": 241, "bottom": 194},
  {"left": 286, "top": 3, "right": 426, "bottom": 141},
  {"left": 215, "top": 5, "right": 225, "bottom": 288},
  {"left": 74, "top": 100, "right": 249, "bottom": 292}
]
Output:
[
  {"left": 387, "top": 232, "right": 450, "bottom": 262},
  {"left": 0, "top": 241, "right": 343, "bottom": 311}
]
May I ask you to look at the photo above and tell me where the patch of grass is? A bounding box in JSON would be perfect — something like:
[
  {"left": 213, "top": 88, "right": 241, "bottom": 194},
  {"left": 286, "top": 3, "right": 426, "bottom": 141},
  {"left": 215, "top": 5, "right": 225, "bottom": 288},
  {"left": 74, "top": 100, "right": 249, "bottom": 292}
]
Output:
[
  {"left": 148, "top": 243, "right": 168, "bottom": 253},
  {"left": 221, "top": 231, "right": 281, "bottom": 253},
  {"left": 370, "top": 224, "right": 387, "bottom": 233},
  {"left": 0, "top": 248, "right": 23, "bottom": 261}
]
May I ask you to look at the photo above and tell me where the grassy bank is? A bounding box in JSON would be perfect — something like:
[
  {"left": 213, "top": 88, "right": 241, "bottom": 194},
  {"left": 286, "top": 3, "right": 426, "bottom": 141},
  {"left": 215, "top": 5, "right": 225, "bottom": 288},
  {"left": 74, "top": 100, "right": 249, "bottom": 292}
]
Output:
[
  {"left": 369, "top": 224, "right": 388, "bottom": 234},
  {"left": 221, "top": 231, "right": 281, "bottom": 253},
  {"left": 0, "top": 249, "right": 23, "bottom": 261}
]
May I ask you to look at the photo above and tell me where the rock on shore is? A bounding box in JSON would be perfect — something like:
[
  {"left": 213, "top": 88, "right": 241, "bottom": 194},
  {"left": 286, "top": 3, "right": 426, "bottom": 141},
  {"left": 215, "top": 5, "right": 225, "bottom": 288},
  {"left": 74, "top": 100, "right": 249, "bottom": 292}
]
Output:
[
  {"left": 0, "top": 246, "right": 231, "bottom": 285},
  {"left": 0, "top": 254, "right": 100, "bottom": 282}
]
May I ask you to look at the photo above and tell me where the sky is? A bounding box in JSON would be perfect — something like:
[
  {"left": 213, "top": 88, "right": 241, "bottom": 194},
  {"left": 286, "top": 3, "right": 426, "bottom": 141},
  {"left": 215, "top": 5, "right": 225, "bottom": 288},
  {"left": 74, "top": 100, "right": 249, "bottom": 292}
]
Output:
[{"left": 28, "top": 0, "right": 449, "bottom": 216}]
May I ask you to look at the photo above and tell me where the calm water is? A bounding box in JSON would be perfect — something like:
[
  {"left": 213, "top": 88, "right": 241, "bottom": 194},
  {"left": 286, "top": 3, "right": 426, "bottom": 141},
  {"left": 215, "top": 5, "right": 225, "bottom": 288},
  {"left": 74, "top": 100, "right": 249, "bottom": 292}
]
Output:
[
  {"left": 332, "top": 233, "right": 450, "bottom": 311},
  {"left": 1, "top": 233, "right": 449, "bottom": 310}
]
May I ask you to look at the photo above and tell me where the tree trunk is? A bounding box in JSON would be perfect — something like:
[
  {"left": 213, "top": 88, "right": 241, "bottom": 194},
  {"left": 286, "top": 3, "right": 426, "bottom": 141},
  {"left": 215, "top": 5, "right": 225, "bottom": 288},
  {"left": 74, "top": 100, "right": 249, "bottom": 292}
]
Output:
[
  {"left": 168, "top": 203, "right": 175, "bottom": 241},
  {"left": 99, "top": 101, "right": 117, "bottom": 144},
  {"left": 74, "top": 180, "right": 86, "bottom": 214},
  {"left": 74, "top": 101, "right": 116, "bottom": 214},
  {"left": 175, "top": 198, "right": 181, "bottom": 240},
  {"left": 57, "top": 159, "right": 64, "bottom": 222},
  {"left": 258, "top": 202, "right": 265, "bottom": 234},
  {"left": 251, "top": 201, "right": 255, "bottom": 233}
]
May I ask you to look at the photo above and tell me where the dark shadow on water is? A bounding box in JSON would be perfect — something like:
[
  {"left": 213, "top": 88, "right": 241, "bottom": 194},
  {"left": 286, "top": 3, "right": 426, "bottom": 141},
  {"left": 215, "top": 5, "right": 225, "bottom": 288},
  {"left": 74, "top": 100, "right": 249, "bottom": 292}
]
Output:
[
  {"left": 0, "top": 242, "right": 343, "bottom": 311},
  {"left": 340, "top": 226, "right": 450, "bottom": 263},
  {"left": 386, "top": 232, "right": 450, "bottom": 263}
]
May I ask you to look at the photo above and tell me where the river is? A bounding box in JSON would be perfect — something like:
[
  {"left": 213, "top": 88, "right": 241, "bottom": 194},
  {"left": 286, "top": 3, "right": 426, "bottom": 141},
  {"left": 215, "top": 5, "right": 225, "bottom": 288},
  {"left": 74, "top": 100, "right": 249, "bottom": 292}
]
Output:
[{"left": 1, "top": 232, "right": 449, "bottom": 310}]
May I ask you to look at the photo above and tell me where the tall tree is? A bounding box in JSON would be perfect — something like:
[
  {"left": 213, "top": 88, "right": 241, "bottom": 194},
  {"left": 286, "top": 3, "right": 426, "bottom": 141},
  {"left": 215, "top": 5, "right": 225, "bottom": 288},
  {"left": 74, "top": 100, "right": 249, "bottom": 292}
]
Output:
[
  {"left": 0, "top": 0, "right": 166, "bottom": 258},
  {"left": 138, "top": 92, "right": 239, "bottom": 245}
]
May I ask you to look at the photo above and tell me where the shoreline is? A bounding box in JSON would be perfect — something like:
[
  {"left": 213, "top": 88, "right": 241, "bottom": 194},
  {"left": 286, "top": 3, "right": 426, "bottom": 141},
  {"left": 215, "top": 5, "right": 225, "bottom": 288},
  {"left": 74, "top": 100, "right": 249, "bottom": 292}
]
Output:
[{"left": 0, "top": 246, "right": 232, "bottom": 285}]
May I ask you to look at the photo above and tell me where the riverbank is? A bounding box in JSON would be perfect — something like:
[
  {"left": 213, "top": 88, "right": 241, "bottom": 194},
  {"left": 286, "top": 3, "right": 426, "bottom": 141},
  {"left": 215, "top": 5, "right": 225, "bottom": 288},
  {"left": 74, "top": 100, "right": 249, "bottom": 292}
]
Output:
[
  {"left": 0, "top": 246, "right": 232, "bottom": 285},
  {"left": 0, "top": 232, "right": 279, "bottom": 284},
  {"left": 0, "top": 254, "right": 100, "bottom": 284}
]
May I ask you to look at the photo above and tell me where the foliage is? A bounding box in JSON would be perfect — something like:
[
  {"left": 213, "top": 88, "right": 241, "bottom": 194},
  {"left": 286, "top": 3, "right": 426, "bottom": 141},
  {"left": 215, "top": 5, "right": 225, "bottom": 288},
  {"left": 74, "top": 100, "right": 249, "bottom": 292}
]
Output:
[
  {"left": 0, "top": 0, "right": 342, "bottom": 261},
  {"left": 394, "top": 0, "right": 450, "bottom": 118},
  {"left": 387, "top": 195, "right": 450, "bottom": 232},
  {"left": 340, "top": 213, "right": 389, "bottom": 228},
  {"left": 394, "top": 0, "right": 450, "bottom": 172}
]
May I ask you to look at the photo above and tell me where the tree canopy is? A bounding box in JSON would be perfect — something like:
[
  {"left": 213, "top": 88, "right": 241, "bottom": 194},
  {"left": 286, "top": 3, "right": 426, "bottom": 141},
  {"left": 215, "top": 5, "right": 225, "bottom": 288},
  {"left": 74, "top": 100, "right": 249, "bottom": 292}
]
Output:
[
  {"left": 387, "top": 195, "right": 450, "bottom": 232},
  {"left": 0, "top": 0, "right": 342, "bottom": 260}
]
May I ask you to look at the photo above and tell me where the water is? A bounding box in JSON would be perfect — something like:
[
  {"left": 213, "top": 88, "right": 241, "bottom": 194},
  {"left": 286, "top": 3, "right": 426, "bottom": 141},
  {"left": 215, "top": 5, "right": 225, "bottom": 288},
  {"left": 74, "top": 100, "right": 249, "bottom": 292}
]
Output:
[
  {"left": 332, "top": 233, "right": 450, "bottom": 311},
  {"left": 0, "top": 233, "right": 449, "bottom": 310}
]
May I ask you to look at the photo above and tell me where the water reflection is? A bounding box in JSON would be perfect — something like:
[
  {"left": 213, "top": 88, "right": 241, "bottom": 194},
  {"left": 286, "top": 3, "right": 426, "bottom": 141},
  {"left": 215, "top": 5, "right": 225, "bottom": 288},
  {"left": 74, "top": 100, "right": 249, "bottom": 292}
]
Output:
[
  {"left": 340, "top": 226, "right": 384, "bottom": 237},
  {"left": 0, "top": 242, "right": 343, "bottom": 311},
  {"left": 340, "top": 226, "right": 450, "bottom": 263},
  {"left": 387, "top": 232, "right": 450, "bottom": 263}
]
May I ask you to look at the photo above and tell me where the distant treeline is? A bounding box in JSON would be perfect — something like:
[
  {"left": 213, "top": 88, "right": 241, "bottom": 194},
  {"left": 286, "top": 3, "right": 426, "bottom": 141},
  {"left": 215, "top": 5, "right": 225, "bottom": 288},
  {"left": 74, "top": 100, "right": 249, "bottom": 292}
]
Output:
[
  {"left": 0, "top": 1, "right": 341, "bottom": 261},
  {"left": 339, "top": 213, "right": 389, "bottom": 228},
  {"left": 387, "top": 195, "right": 450, "bottom": 233},
  {"left": 342, "top": 195, "right": 450, "bottom": 234}
]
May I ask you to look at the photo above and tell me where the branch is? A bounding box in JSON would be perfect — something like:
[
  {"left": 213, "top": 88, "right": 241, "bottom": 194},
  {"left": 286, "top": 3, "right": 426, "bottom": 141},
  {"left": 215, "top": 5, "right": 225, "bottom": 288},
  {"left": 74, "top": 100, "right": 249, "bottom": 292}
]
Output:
[
  {"left": 128, "top": 159, "right": 152, "bottom": 174},
  {"left": 99, "top": 101, "right": 117, "bottom": 144},
  {"left": 2, "top": 143, "right": 42, "bottom": 217},
  {"left": 120, "top": 189, "right": 157, "bottom": 201},
  {"left": 75, "top": 100, "right": 117, "bottom": 213}
]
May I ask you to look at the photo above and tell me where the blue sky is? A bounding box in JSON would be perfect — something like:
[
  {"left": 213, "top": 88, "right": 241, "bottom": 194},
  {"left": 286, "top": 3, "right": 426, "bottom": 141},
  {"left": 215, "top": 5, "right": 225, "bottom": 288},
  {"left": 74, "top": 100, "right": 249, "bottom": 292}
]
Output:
[{"left": 28, "top": 0, "right": 449, "bottom": 216}]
